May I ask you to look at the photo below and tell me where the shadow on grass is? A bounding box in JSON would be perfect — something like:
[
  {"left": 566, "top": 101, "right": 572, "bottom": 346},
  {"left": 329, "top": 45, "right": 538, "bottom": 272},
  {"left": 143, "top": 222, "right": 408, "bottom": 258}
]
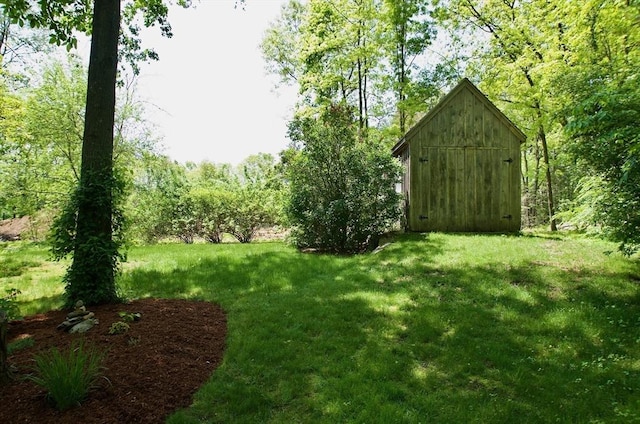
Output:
[
  {"left": 0, "top": 257, "right": 42, "bottom": 277},
  {"left": 119, "top": 235, "right": 639, "bottom": 423},
  {"left": 396, "top": 262, "right": 640, "bottom": 422},
  {"left": 16, "top": 294, "right": 65, "bottom": 317}
]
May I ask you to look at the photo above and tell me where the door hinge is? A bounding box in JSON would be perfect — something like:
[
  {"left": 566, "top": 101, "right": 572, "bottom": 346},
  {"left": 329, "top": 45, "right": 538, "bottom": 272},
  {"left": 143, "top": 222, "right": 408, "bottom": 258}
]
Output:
[
  {"left": 502, "top": 214, "right": 513, "bottom": 220},
  {"left": 503, "top": 158, "right": 513, "bottom": 164},
  {"left": 419, "top": 215, "right": 428, "bottom": 220},
  {"left": 419, "top": 157, "right": 428, "bottom": 163}
]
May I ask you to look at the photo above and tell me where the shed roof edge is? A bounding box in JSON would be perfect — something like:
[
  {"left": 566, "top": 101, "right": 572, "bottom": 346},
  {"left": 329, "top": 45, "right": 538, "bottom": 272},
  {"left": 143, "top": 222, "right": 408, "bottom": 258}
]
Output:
[{"left": 391, "top": 78, "right": 527, "bottom": 157}]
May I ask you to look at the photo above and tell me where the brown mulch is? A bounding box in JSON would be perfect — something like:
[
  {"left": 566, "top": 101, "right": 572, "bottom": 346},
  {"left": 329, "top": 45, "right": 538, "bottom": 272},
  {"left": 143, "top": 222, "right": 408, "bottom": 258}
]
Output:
[{"left": 0, "top": 298, "right": 227, "bottom": 423}]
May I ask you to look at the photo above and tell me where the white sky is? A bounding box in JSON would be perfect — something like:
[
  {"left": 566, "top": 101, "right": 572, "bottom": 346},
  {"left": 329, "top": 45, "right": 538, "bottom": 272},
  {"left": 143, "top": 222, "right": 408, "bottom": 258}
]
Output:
[{"left": 134, "top": 0, "right": 297, "bottom": 165}]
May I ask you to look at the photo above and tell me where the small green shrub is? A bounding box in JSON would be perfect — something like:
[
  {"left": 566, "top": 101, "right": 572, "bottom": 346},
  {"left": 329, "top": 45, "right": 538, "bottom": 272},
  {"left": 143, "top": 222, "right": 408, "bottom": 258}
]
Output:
[
  {"left": 0, "top": 288, "right": 22, "bottom": 321},
  {"left": 1, "top": 289, "right": 22, "bottom": 383},
  {"left": 127, "top": 336, "right": 141, "bottom": 346},
  {"left": 118, "top": 311, "right": 141, "bottom": 322},
  {"left": 108, "top": 321, "right": 130, "bottom": 335},
  {"left": 27, "top": 340, "right": 106, "bottom": 411}
]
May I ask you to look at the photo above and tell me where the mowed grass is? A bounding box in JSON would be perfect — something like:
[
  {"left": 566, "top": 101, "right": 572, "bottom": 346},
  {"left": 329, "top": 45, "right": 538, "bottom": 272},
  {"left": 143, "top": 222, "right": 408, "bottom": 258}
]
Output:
[
  {"left": 2, "top": 232, "right": 640, "bottom": 423},
  {"left": 0, "top": 242, "right": 67, "bottom": 315}
]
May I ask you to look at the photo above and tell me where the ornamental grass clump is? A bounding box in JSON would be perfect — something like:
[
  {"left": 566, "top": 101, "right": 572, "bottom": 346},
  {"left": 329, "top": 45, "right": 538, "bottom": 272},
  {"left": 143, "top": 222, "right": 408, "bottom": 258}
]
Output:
[{"left": 27, "top": 339, "right": 106, "bottom": 411}]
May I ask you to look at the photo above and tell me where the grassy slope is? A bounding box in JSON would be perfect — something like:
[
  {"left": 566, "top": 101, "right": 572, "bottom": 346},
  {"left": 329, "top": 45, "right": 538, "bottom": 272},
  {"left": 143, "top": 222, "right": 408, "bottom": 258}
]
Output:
[{"left": 2, "top": 233, "right": 640, "bottom": 423}]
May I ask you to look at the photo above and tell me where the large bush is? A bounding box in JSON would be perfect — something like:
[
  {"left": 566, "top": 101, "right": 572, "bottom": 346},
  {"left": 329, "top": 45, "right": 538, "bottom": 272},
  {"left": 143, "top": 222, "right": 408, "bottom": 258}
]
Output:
[
  {"left": 126, "top": 154, "right": 189, "bottom": 244},
  {"left": 225, "top": 186, "right": 281, "bottom": 243},
  {"left": 126, "top": 155, "right": 287, "bottom": 244},
  {"left": 225, "top": 154, "right": 286, "bottom": 243},
  {"left": 190, "top": 186, "right": 232, "bottom": 243},
  {"left": 287, "top": 105, "right": 402, "bottom": 253}
]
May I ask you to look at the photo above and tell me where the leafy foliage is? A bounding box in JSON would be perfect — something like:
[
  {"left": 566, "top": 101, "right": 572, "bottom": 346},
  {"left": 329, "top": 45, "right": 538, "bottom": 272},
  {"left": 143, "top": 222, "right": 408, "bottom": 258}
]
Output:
[
  {"left": 1, "top": 0, "right": 197, "bottom": 310},
  {"left": 1, "top": 57, "right": 163, "bottom": 222},
  {"left": 0, "top": 287, "right": 22, "bottom": 384},
  {"left": 226, "top": 186, "right": 276, "bottom": 243},
  {"left": 562, "top": 74, "right": 640, "bottom": 253},
  {"left": 108, "top": 321, "right": 130, "bottom": 335},
  {"left": 50, "top": 171, "right": 127, "bottom": 306},
  {"left": 126, "top": 154, "right": 187, "bottom": 243},
  {"left": 0, "top": 288, "right": 22, "bottom": 322},
  {"left": 0, "top": 58, "right": 85, "bottom": 219},
  {"left": 545, "top": 1, "right": 640, "bottom": 253},
  {"left": 378, "top": 0, "right": 436, "bottom": 134},
  {"left": 171, "top": 187, "right": 199, "bottom": 244},
  {"left": 225, "top": 154, "right": 286, "bottom": 243},
  {"left": 432, "top": 0, "right": 640, "bottom": 248},
  {"left": 0, "top": 73, "right": 27, "bottom": 219},
  {"left": 118, "top": 311, "right": 141, "bottom": 322},
  {"left": 27, "top": 340, "right": 106, "bottom": 411},
  {"left": 0, "top": 0, "right": 192, "bottom": 72},
  {"left": 287, "top": 104, "right": 402, "bottom": 253},
  {"left": 189, "top": 186, "right": 232, "bottom": 243},
  {"left": 261, "top": 0, "right": 437, "bottom": 139},
  {"left": 125, "top": 155, "right": 286, "bottom": 244}
]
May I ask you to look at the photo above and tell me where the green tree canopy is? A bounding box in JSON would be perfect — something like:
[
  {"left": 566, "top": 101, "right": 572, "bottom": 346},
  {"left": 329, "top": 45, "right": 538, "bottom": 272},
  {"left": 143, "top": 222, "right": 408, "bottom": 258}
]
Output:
[
  {"left": 0, "top": 0, "right": 194, "bottom": 305},
  {"left": 261, "top": 0, "right": 436, "bottom": 142}
]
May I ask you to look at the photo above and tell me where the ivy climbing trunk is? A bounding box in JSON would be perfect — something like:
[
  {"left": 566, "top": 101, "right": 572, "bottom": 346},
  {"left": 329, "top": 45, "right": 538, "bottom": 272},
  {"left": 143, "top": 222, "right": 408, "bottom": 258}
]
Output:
[{"left": 66, "top": 0, "right": 121, "bottom": 306}]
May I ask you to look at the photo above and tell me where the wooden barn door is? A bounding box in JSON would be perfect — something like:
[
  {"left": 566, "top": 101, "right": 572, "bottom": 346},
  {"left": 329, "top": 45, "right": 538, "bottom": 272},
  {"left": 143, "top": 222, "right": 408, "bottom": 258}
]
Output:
[
  {"left": 415, "top": 146, "right": 514, "bottom": 231},
  {"left": 415, "top": 147, "right": 466, "bottom": 231},
  {"left": 466, "top": 147, "right": 513, "bottom": 231}
]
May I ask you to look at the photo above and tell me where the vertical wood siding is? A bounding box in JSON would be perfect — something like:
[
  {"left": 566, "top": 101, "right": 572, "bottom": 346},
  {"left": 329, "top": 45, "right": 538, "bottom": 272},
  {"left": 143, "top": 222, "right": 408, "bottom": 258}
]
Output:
[{"left": 401, "top": 79, "right": 523, "bottom": 233}]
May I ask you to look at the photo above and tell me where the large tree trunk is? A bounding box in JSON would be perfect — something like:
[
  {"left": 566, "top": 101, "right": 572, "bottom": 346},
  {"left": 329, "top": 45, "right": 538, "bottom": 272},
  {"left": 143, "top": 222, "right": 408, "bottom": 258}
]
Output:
[{"left": 66, "top": 0, "right": 121, "bottom": 306}]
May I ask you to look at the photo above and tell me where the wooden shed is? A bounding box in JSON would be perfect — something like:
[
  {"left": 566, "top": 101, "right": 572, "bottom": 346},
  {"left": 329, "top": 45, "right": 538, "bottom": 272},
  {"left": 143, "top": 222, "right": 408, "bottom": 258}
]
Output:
[{"left": 392, "top": 78, "right": 525, "bottom": 233}]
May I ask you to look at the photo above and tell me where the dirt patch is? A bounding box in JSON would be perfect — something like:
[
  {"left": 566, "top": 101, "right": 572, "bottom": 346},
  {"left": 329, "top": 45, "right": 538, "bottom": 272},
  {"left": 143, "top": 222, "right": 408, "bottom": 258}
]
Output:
[
  {"left": 1, "top": 298, "right": 227, "bottom": 423},
  {"left": 0, "top": 216, "right": 31, "bottom": 241},
  {"left": 0, "top": 213, "right": 55, "bottom": 242}
]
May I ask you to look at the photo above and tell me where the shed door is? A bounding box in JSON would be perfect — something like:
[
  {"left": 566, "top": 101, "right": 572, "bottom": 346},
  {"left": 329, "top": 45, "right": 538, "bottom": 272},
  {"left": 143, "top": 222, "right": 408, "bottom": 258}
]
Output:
[{"left": 414, "top": 147, "right": 514, "bottom": 232}]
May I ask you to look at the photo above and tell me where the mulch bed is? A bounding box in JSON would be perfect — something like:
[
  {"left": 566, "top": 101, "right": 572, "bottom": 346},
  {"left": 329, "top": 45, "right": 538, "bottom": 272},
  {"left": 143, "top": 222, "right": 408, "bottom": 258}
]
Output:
[{"left": 0, "top": 298, "right": 227, "bottom": 423}]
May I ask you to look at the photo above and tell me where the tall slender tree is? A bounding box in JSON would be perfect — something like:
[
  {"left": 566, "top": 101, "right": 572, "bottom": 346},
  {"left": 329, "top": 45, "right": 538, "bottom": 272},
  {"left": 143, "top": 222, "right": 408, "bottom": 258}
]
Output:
[
  {"left": 379, "top": 0, "right": 433, "bottom": 135},
  {"left": 262, "top": 0, "right": 435, "bottom": 140},
  {"left": 0, "top": 0, "right": 193, "bottom": 305},
  {"left": 0, "top": 11, "right": 10, "bottom": 59},
  {"left": 298, "top": 0, "right": 378, "bottom": 126},
  {"left": 437, "top": 0, "right": 560, "bottom": 230}
]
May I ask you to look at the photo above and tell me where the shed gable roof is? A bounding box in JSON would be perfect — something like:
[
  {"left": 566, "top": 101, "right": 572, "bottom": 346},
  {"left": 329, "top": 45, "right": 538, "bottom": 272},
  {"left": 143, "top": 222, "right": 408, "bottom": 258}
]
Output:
[{"left": 392, "top": 78, "right": 526, "bottom": 156}]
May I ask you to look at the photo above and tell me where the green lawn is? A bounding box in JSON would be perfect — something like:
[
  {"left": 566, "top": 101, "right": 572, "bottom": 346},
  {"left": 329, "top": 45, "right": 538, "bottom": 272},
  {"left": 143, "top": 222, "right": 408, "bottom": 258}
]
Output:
[{"left": 2, "top": 232, "right": 640, "bottom": 423}]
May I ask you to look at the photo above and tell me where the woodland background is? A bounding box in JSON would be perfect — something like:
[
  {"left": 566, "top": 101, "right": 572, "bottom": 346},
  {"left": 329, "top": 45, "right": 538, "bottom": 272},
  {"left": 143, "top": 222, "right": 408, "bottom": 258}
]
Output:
[{"left": 1, "top": 0, "right": 638, "bottom": 253}]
